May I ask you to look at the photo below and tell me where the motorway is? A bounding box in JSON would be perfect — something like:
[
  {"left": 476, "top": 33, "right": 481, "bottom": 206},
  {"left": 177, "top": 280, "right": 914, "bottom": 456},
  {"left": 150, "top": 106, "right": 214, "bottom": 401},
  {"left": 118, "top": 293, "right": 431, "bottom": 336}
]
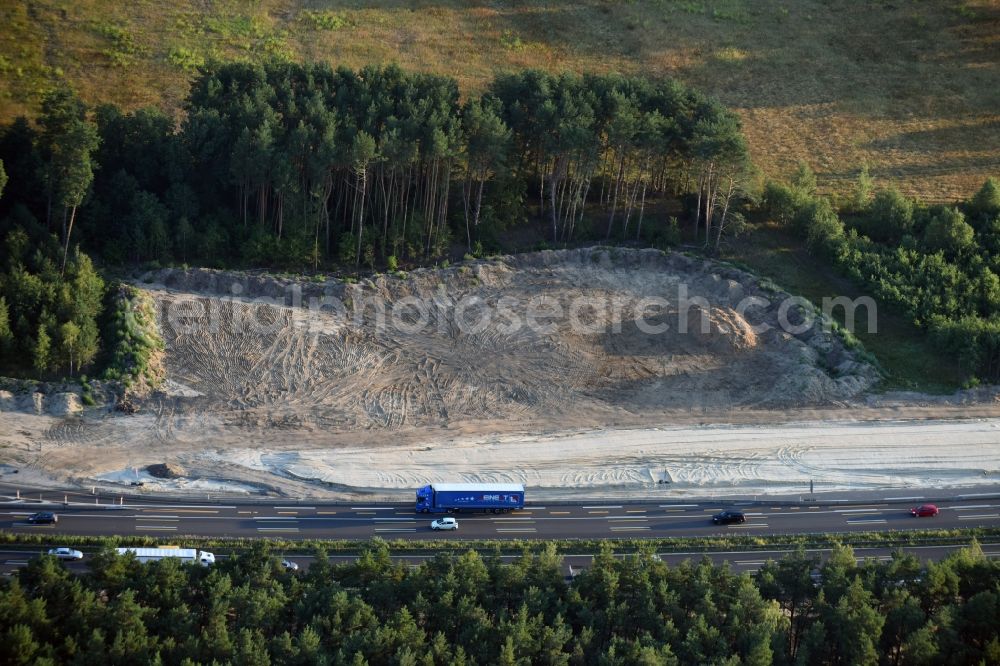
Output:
[
  {"left": 3, "top": 485, "right": 1000, "bottom": 576},
  {"left": 4, "top": 543, "right": 999, "bottom": 579},
  {"left": 2, "top": 489, "right": 1000, "bottom": 542}
]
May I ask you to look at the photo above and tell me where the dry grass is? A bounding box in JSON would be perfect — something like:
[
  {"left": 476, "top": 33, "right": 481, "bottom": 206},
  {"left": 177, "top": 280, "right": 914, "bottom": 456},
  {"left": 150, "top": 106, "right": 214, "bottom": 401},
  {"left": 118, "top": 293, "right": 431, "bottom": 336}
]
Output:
[{"left": 1, "top": 0, "right": 998, "bottom": 200}]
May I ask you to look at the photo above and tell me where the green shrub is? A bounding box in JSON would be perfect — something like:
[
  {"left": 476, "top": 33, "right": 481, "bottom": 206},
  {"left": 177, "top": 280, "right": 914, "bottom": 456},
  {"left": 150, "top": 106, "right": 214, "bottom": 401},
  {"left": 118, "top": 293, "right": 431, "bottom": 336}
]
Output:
[
  {"left": 761, "top": 181, "right": 801, "bottom": 225},
  {"left": 923, "top": 207, "right": 975, "bottom": 256},
  {"left": 301, "top": 10, "right": 348, "bottom": 30},
  {"left": 801, "top": 199, "right": 845, "bottom": 254},
  {"left": 167, "top": 46, "right": 204, "bottom": 71},
  {"left": 500, "top": 29, "right": 524, "bottom": 51},
  {"left": 95, "top": 22, "right": 147, "bottom": 67},
  {"left": 653, "top": 216, "right": 682, "bottom": 249},
  {"left": 101, "top": 284, "right": 164, "bottom": 393},
  {"left": 858, "top": 187, "right": 914, "bottom": 243}
]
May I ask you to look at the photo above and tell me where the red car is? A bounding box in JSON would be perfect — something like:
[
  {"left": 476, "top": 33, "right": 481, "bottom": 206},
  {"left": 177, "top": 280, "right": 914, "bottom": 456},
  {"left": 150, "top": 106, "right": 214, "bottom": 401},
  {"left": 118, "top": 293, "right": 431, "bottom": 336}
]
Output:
[{"left": 910, "top": 504, "right": 939, "bottom": 517}]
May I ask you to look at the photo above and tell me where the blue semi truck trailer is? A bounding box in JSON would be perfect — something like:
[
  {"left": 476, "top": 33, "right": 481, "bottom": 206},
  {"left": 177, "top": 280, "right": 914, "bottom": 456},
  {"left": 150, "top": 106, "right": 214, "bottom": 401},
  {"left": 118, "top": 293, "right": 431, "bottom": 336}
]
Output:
[{"left": 416, "top": 483, "right": 525, "bottom": 513}]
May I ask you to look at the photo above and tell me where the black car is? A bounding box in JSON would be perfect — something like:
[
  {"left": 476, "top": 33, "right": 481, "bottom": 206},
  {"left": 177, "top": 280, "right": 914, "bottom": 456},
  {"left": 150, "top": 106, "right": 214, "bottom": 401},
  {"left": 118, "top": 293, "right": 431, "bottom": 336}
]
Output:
[
  {"left": 26, "top": 512, "right": 58, "bottom": 525},
  {"left": 711, "top": 510, "right": 746, "bottom": 525}
]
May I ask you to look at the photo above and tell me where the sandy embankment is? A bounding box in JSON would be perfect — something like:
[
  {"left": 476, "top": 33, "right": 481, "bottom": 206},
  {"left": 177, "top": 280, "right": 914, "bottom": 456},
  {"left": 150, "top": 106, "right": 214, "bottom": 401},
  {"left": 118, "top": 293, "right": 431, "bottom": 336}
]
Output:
[
  {"left": 1, "top": 247, "right": 998, "bottom": 498},
  {"left": 205, "top": 418, "right": 1000, "bottom": 500}
]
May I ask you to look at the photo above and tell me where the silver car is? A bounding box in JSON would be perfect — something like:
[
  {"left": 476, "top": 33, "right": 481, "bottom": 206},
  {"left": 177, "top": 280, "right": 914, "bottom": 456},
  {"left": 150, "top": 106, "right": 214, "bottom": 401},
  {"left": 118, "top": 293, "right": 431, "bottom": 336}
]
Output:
[
  {"left": 431, "top": 517, "right": 459, "bottom": 531},
  {"left": 48, "top": 547, "right": 83, "bottom": 561}
]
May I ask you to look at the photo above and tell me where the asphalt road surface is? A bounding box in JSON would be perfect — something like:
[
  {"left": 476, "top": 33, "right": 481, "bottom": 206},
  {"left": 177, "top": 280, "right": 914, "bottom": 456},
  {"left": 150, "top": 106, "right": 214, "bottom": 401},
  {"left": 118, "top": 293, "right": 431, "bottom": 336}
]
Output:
[
  {"left": 3, "top": 543, "right": 998, "bottom": 579},
  {"left": 3, "top": 484, "right": 999, "bottom": 576},
  {"left": 2, "top": 489, "right": 999, "bottom": 543}
]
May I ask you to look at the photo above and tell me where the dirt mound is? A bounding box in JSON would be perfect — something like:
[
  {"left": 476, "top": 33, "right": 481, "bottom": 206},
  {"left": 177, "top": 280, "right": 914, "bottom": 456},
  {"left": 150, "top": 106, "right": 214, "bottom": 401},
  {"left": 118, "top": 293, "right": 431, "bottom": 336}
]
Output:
[
  {"left": 48, "top": 393, "right": 82, "bottom": 416},
  {"left": 139, "top": 247, "right": 878, "bottom": 432},
  {"left": 0, "top": 384, "right": 84, "bottom": 416},
  {"left": 147, "top": 463, "right": 185, "bottom": 479}
]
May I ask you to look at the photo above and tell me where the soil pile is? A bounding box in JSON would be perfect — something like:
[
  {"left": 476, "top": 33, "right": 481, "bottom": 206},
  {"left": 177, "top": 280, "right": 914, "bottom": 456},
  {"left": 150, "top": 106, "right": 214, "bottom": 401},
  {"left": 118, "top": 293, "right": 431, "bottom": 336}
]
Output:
[{"left": 146, "top": 247, "right": 879, "bottom": 433}]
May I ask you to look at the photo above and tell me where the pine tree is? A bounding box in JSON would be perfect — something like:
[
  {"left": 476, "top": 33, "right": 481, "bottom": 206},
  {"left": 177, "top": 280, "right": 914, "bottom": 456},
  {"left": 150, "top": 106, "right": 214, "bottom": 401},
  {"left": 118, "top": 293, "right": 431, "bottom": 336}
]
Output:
[{"left": 37, "top": 88, "right": 100, "bottom": 275}]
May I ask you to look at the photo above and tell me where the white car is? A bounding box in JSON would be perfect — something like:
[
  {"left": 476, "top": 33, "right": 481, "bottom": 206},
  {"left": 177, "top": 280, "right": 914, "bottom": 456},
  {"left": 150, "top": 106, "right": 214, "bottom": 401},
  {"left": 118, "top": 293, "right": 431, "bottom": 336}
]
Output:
[
  {"left": 431, "top": 517, "right": 458, "bottom": 531},
  {"left": 48, "top": 547, "right": 83, "bottom": 561},
  {"left": 281, "top": 559, "right": 299, "bottom": 571}
]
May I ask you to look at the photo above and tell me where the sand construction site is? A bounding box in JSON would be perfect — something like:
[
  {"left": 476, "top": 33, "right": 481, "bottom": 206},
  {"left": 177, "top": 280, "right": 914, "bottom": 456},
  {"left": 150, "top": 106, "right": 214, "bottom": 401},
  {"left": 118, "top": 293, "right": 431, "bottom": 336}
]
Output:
[{"left": 1, "top": 247, "right": 998, "bottom": 500}]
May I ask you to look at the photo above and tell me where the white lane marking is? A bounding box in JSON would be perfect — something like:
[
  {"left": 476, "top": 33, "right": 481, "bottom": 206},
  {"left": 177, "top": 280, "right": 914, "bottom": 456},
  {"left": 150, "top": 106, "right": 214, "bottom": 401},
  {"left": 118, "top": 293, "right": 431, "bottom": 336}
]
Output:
[
  {"left": 524, "top": 506, "right": 547, "bottom": 510},
  {"left": 374, "top": 528, "right": 416, "bottom": 532},
  {"left": 257, "top": 527, "right": 299, "bottom": 532},
  {"left": 659, "top": 504, "right": 698, "bottom": 508},
  {"left": 728, "top": 524, "right": 769, "bottom": 529},
  {"left": 958, "top": 514, "right": 1000, "bottom": 519},
  {"left": 582, "top": 505, "right": 622, "bottom": 509},
  {"left": 847, "top": 519, "right": 888, "bottom": 524},
  {"left": 126, "top": 505, "right": 235, "bottom": 509},
  {"left": 373, "top": 518, "right": 416, "bottom": 522},
  {"left": 885, "top": 496, "right": 923, "bottom": 501},
  {"left": 834, "top": 509, "right": 883, "bottom": 514},
  {"left": 496, "top": 528, "right": 537, "bottom": 532},
  {"left": 136, "top": 526, "right": 177, "bottom": 531},
  {"left": 959, "top": 493, "right": 1000, "bottom": 498},
  {"left": 952, "top": 505, "right": 993, "bottom": 510},
  {"left": 134, "top": 515, "right": 179, "bottom": 519},
  {"left": 736, "top": 560, "right": 767, "bottom": 565},
  {"left": 491, "top": 517, "right": 535, "bottom": 522},
  {"left": 351, "top": 507, "right": 393, "bottom": 511},
  {"left": 604, "top": 516, "right": 652, "bottom": 520},
  {"left": 253, "top": 517, "right": 299, "bottom": 521},
  {"left": 610, "top": 526, "right": 650, "bottom": 531},
  {"left": 275, "top": 506, "right": 316, "bottom": 510}
]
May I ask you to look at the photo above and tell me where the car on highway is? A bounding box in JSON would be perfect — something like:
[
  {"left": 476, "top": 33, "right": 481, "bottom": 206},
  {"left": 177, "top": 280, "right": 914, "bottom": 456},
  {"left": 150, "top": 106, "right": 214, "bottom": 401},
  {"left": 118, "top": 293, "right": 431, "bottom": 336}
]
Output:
[
  {"left": 26, "top": 512, "right": 58, "bottom": 525},
  {"left": 48, "top": 547, "right": 83, "bottom": 561},
  {"left": 711, "top": 510, "right": 746, "bottom": 525},
  {"left": 281, "top": 559, "right": 299, "bottom": 571},
  {"left": 910, "top": 504, "right": 939, "bottom": 517},
  {"left": 431, "top": 517, "right": 459, "bottom": 531}
]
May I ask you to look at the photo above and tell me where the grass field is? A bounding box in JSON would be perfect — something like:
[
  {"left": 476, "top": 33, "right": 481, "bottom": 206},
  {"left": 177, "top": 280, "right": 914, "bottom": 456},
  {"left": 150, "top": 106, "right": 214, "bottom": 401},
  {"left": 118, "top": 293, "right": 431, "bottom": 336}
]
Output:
[{"left": 1, "top": 0, "right": 997, "bottom": 202}]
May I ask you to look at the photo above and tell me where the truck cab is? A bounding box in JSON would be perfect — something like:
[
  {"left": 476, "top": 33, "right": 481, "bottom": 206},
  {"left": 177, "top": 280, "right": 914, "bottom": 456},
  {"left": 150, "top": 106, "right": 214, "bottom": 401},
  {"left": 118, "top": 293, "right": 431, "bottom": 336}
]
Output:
[{"left": 416, "top": 485, "right": 434, "bottom": 513}]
